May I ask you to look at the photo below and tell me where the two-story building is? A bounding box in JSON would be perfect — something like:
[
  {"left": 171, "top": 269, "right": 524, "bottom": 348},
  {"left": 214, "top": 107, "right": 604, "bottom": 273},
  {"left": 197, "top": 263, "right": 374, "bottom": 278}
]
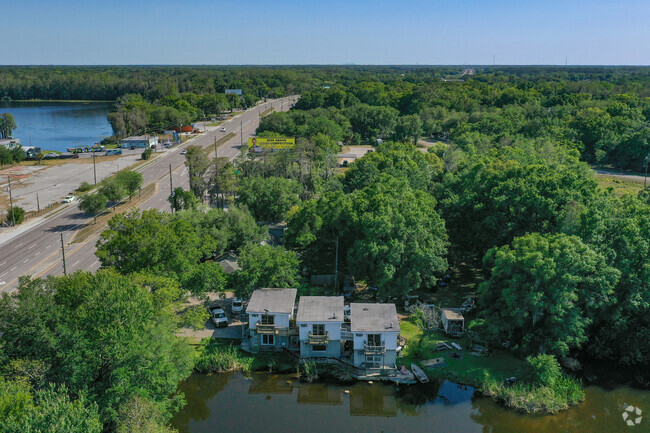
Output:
[
  {"left": 296, "top": 296, "right": 344, "bottom": 358},
  {"left": 121, "top": 135, "right": 157, "bottom": 149},
  {"left": 350, "top": 303, "right": 400, "bottom": 369},
  {"left": 246, "top": 288, "right": 297, "bottom": 352}
]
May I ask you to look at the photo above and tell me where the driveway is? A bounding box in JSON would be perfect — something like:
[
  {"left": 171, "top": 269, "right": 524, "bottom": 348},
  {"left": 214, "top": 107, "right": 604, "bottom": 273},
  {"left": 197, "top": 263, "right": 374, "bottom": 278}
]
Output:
[{"left": 177, "top": 291, "right": 248, "bottom": 341}]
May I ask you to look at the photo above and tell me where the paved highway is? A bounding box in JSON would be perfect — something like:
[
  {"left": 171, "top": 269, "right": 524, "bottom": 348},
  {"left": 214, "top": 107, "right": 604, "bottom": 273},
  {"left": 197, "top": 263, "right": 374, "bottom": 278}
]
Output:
[{"left": 0, "top": 96, "right": 299, "bottom": 293}]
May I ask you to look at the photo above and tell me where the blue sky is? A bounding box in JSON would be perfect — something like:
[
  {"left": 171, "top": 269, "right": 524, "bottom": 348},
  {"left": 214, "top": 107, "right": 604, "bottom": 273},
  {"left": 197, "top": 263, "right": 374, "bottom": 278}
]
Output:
[{"left": 2, "top": 0, "right": 648, "bottom": 65}]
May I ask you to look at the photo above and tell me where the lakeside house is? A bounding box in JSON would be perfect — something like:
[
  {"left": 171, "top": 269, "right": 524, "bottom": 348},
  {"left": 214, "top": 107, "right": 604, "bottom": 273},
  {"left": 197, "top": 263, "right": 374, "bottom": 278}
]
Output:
[
  {"left": 120, "top": 135, "right": 157, "bottom": 149},
  {"left": 350, "top": 303, "right": 400, "bottom": 369},
  {"left": 214, "top": 251, "right": 240, "bottom": 275},
  {"left": 296, "top": 296, "right": 345, "bottom": 358},
  {"left": 245, "top": 288, "right": 298, "bottom": 352}
]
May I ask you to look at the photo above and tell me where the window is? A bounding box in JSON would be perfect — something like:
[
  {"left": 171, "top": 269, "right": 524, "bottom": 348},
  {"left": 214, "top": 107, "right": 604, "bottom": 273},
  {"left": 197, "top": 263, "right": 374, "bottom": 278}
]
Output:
[
  {"left": 312, "top": 324, "right": 325, "bottom": 335},
  {"left": 312, "top": 344, "right": 327, "bottom": 352},
  {"left": 367, "top": 334, "right": 381, "bottom": 346},
  {"left": 262, "top": 334, "right": 275, "bottom": 345},
  {"left": 261, "top": 314, "right": 274, "bottom": 325},
  {"left": 300, "top": 323, "right": 307, "bottom": 327},
  {"left": 365, "top": 355, "right": 382, "bottom": 368}
]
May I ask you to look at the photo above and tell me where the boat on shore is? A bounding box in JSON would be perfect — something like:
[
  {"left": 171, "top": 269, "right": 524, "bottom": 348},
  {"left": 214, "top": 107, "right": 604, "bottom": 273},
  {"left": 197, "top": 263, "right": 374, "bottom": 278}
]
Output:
[
  {"left": 411, "top": 364, "right": 429, "bottom": 383},
  {"left": 391, "top": 365, "right": 417, "bottom": 385}
]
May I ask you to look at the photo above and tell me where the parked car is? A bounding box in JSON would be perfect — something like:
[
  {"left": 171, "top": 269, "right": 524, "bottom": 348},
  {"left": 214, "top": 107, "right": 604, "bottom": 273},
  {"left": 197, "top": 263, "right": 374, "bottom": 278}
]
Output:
[
  {"left": 180, "top": 149, "right": 187, "bottom": 155},
  {"left": 208, "top": 305, "right": 228, "bottom": 328},
  {"left": 62, "top": 194, "right": 75, "bottom": 203},
  {"left": 231, "top": 298, "right": 243, "bottom": 315},
  {"left": 220, "top": 127, "right": 226, "bottom": 132},
  {"left": 343, "top": 275, "right": 355, "bottom": 300}
]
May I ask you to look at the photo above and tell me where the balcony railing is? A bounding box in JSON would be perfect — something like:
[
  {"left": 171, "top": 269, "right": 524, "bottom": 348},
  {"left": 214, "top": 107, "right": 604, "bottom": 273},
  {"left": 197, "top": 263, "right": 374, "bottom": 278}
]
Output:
[
  {"left": 308, "top": 332, "right": 329, "bottom": 345},
  {"left": 256, "top": 323, "right": 276, "bottom": 334},
  {"left": 364, "top": 343, "right": 385, "bottom": 355}
]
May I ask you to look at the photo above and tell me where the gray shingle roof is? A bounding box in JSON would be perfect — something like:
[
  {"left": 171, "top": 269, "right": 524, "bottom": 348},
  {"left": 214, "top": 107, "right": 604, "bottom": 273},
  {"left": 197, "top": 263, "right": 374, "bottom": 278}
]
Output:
[
  {"left": 246, "top": 288, "right": 297, "bottom": 314},
  {"left": 296, "top": 296, "right": 344, "bottom": 322},
  {"left": 350, "top": 303, "right": 400, "bottom": 332}
]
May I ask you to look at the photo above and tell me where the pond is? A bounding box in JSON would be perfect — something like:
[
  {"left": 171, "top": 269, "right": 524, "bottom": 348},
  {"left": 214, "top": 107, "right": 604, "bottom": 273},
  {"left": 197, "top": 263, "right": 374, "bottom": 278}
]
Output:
[
  {"left": 0, "top": 101, "right": 114, "bottom": 152},
  {"left": 171, "top": 372, "right": 649, "bottom": 433}
]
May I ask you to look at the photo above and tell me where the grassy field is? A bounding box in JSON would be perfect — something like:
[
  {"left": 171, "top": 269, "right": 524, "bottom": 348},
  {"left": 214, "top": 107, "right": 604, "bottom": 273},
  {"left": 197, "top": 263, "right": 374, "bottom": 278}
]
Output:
[{"left": 594, "top": 173, "right": 646, "bottom": 195}]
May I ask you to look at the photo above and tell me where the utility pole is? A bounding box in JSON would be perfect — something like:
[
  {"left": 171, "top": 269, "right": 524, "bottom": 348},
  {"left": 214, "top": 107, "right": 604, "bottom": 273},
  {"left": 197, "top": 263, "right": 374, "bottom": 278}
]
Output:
[
  {"left": 92, "top": 152, "right": 97, "bottom": 185},
  {"left": 7, "top": 175, "right": 15, "bottom": 226},
  {"left": 169, "top": 164, "right": 174, "bottom": 212},
  {"left": 60, "top": 233, "right": 67, "bottom": 276},
  {"left": 36, "top": 193, "right": 40, "bottom": 212},
  {"left": 334, "top": 234, "right": 339, "bottom": 292}
]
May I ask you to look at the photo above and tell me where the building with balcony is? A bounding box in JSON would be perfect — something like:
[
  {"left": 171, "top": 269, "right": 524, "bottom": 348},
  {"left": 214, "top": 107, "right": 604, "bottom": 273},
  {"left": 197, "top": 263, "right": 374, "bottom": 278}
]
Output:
[
  {"left": 350, "top": 303, "right": 400, "bottom": 369},
  {"left": 246, "top": 288, "right": 298, "bottom": 352},
  {"left": 296, "top": 296, "right": 345, "bottom": 358}
]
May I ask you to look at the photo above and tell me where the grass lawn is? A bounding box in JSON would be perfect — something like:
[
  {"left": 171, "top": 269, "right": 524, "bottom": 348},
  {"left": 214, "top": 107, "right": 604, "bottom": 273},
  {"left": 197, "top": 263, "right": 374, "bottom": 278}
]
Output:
[
  {"left": 594, "top": 173, "right": 645, "bottom": 195},
  {"left": 398, "top": 318, "right": 527, "bottom": 387}
]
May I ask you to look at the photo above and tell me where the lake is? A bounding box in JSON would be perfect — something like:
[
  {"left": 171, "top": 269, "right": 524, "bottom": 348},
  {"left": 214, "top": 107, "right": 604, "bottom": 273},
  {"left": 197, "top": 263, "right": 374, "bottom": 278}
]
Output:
[
  {"left": 171, "top": 372, "right": 649, "bottom": 433},
  {"left": 0, "top": 101, "right": 114, "bottom": 153}
]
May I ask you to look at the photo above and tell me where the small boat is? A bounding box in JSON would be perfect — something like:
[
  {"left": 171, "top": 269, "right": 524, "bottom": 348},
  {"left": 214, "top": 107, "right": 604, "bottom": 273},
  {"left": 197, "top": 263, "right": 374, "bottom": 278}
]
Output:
[
  {"left": 451, "top": 342, "right": 462, "bottom": 351},
  {"left": 411, "top": 364, "right": 429, "bottom": 383},
  {"left": 390, "top": 365, "right": 416, "bottom": 385}
]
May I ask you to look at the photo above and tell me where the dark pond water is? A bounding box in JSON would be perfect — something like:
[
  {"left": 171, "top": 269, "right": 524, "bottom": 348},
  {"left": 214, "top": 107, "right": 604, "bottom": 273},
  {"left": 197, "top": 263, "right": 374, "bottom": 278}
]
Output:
[
  {"left": 0, "top": 101, "right": 114, "bottom": 152},
  {"left": 171, "top": 372, "right": 649, "bottom": 433}
]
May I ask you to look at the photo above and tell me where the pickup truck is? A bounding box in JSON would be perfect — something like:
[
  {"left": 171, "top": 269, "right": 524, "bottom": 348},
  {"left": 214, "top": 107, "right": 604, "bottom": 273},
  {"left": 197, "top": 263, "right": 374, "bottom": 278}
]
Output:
[{"left": 208, "top": 305, "right": 228, "bottom": 328}]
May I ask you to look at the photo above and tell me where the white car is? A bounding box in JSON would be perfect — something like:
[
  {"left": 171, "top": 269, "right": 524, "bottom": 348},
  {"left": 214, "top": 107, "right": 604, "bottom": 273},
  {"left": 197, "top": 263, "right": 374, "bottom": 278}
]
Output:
[
  {"left": 180, "top": 149, "right": 187, "bottom": 155},
  {"left": 62, "top": 194, "right": 76, "bottom": 203},
  {"left": 209, "top": 306, "right": 228, "bottom": 328},
  {"left": 231, "top": 298, "right": 243, "bottom": 315},
  {"left": 220, "top": 127, "right": 226, "bottom": 132}
]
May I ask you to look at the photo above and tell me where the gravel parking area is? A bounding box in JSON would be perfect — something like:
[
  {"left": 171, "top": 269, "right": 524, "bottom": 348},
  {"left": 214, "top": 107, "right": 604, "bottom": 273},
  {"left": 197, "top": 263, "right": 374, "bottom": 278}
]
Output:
[{"left": 177, "top": 292, "right": 248, "bottom": 341}]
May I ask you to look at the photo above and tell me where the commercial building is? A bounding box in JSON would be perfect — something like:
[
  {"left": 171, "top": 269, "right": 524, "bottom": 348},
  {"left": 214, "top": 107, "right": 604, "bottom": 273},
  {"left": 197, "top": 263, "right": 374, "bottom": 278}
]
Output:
[{"left": 120, "top": 135, "right": 157, "bottom": 149}]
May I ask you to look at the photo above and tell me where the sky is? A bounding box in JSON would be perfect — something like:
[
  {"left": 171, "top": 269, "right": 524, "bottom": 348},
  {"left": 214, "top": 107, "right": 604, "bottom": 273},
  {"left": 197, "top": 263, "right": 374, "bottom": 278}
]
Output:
[{"left": 2, "top": 0, "right": 648, "bottom": 65}]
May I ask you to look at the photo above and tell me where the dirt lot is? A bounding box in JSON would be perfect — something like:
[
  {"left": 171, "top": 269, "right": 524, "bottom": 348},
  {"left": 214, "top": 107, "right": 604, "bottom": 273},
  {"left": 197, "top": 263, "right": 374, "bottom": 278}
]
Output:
[{"left": 177, "top": 291, "right": 248, "bottom": 342}]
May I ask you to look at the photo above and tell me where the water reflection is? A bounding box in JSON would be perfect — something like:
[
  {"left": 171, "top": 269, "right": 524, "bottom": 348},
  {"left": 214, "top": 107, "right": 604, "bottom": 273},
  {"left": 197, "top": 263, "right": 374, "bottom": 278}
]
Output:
[{"left": 172, "top": 372, "right": 648, "bottom": 433}]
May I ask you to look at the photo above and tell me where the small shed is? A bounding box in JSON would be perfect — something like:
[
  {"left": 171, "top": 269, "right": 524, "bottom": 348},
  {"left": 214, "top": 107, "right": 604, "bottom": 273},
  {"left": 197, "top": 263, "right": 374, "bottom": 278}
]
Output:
[{"left": 441, "top": 308, "right": 464, "bottom": 336}]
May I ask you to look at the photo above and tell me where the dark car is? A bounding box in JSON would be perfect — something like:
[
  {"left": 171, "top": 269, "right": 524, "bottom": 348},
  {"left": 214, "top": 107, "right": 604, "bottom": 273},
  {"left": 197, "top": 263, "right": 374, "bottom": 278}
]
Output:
[{"left": 343, "top": 275, "right": 355, "bottom": 300}]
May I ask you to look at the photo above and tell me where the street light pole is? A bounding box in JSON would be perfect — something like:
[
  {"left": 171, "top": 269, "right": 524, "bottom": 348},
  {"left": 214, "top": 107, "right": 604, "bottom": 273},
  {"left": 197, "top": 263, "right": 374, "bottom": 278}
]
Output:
[
  {"left": 60, "top": 233, "right": 67, "bottom": 276},
  {"left": 169, "top": 163, "right": 175, "bottom": 213},
  {"left": 93, "top": 152, "right": 97, "bottom": 185},
  {"left": 7, "top": 175, "right": 15, "bottom": 226}
]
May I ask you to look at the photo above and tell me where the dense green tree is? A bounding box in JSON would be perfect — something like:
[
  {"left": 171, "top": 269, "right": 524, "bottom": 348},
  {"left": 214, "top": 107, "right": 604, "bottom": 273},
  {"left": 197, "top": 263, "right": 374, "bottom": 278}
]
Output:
[
  {"left": 78, "top": 193, "right": 107, "bottom": 223},
  {"left": 234, "top": 244, "right": 301, "bottom": 298},
  {"left": 0, "top": 382, "right": 102, "bottom": 433},
  {"left": 0, "top": 113, "right": 17, "bottom": 138},
  {"left": 169, "top": 187, "right": 199, "bottom": 212},
  {"left": 5, "top": 206, "right": 25, "bottom": 226},
  {"left": 115, "top": 170, "right": 143, "bottom": 200},
  {"left": 97, "top": 209, "right": 206, "bottom": 278},
  {"left": 346, "top": 176, "right": 448, "bottom": 300},
  {"left": 236, "top": 176, "right": 301, "bottom": 221},
  {"left": 392, "top": 114, "right": 423, "bottom": 144},
  {"left": 0, "top": 270, "right": 194, "bottom": 428},
  {"left": 98, "top": 179, "right": 126, "bottom": 209},
  {"left": 184, "top": 145, "right": 211, "bottom": 200},
  {"left": 183, "top": 262, "right": 227, "bottom": 298},
  {"left": 478, "top": 233, "right": 619, "bottom": 357}
]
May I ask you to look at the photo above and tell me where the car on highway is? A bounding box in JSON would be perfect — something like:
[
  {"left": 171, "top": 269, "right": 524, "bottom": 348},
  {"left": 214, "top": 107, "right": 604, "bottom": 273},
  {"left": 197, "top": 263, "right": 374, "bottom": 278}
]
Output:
[
  {"left": 220, "top": 127, "right": 226, "bottom": 132},
  {"left": 180, "top": 149, "right": 187, "bottom": 155},
  {"left": 208, "top": 305, "right": 228, "bottom": 328},
  {"left": 62, "top": 194, "right": 76, "bottom": 203}
]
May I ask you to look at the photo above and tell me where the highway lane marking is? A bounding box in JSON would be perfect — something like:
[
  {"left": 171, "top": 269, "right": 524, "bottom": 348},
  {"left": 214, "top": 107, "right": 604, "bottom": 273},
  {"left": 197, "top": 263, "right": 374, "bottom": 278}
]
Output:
[
  {"left": 23, "top": 258, "right": 29, "bottom": 263},
  {"left": 35, "top": 252, "right": 40, "bottom": 256},
  {"left": 0, "top": 272, "right": 6, "bottom": 277},
  {"left": 28, "top": 243, "right": 36, "bottom": 249},
  {"left": 72, "top": 260, "right": 80, "bottom": 267},
  {"left": 0, "top": 261, "right": 5, "bottom": 267},
  {"left": 10, "top": 266, "right": 16, "bottom": 271},
  {"left": 14, "top": 242, "right": 23, "bottom": 249}
]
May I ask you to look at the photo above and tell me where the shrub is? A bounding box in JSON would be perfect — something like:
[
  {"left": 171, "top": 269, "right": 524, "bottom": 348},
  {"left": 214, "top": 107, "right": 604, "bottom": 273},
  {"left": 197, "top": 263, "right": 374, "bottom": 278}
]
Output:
[
  {"left": 181, "top": 305, "right": 209, "bottom": 330},
  {"left": 194, "top": 343, "right": 254, "bottom": 374},
  {"left": 526, "top": 354, "right": 562, "bottom": 387},
  {"left": 141, "top": 148, "right": 153, "bottom": 160},
  {"left": 5, "top": 206, "right": 25, "bottom": 225},
  {"left": 77, "top": 181, "right": 94, "bottom": 193}
]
